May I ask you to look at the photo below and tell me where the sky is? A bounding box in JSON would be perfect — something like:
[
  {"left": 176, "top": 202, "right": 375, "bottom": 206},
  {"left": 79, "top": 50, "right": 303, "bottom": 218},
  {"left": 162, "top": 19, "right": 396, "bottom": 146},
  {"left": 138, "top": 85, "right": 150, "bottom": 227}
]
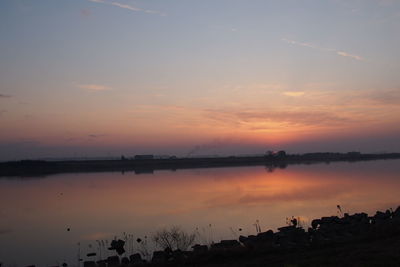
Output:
[{"left": 0, "top": 0, "right": 400, "bottom": 160}]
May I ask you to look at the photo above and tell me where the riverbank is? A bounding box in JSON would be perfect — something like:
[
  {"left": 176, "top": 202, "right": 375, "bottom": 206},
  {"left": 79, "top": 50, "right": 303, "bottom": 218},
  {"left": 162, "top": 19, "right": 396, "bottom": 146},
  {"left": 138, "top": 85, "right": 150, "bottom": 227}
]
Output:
[
  {"left": 1, "top": 152, "right": 400, "bottom": 177},
  {"left": 8, "top": 206, "right": 400, "bottom": 266},
  {"left": 78, "top": 206, "right": 400, "bottom": 267}
]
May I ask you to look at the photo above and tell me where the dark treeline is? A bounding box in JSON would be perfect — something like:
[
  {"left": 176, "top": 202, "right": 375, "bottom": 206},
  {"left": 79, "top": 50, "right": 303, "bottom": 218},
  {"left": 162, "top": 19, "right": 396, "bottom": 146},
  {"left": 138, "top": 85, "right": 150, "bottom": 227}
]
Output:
[{"left": 1, "top": 152, "right": 400, "bottom": 177}]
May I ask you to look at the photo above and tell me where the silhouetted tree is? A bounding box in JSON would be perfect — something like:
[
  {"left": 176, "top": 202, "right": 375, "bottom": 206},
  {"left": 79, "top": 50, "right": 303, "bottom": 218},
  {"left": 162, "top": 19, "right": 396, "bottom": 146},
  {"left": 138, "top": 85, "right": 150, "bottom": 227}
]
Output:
[{"left": 152, "top": 226, "right": 196, "bottom": 251}]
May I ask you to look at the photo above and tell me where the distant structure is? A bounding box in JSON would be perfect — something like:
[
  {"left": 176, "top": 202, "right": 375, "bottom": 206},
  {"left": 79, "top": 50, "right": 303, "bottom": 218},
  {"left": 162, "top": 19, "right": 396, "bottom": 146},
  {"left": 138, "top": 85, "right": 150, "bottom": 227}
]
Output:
[
  {"left": 265, "top": 150, "right": 287, "bottom": 158},
  {"left": 134, "top": 155, "right": 154, "bottom": 160},
  {"left": 347, "top": 151, "right": 361, "bottom": 156}
]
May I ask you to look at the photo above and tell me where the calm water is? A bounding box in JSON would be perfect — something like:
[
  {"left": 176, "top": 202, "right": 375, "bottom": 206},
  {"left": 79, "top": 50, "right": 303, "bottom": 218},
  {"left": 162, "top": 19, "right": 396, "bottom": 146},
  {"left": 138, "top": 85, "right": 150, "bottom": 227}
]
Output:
[{"left": 1, "top": 159, "right": 400, "bottom": 266}]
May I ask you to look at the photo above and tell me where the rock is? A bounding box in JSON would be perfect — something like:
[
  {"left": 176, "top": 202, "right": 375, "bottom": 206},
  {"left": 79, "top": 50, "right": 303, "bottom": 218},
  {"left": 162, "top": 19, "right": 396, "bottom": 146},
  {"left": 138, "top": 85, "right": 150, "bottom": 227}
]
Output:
[
  {"left": 256, "top": 230, "right": 274, "bottom": 241},
  {"left": 239, "top": 235, "right": 258, "bottom": 249},
  {"left": 192, "top": 244, "right": 208, "bottom": 253},
  {"left": 109, "top": 239, "right": 125, "bottom": 255},
  {"left": 277, "top": 225, "right": 296, "bottom": 232},
  {"left": 164, "top": 247, "right": 173, "bottom": 256},
  {"left": 121, "top": 257, "right": 130, "bottom": 265},
  {"left": 239, "top": 235, "right": 248, "bottom": 243},
  {"left": 320, "top": 216, "right": 339, "bottom": 224},
  {"left": 83, "top": 261, "right": 96, "bottom": 267},
  {"left": 221, "top": 239, "right": 241, "bottom": 246},
  {"left": 393, "top": 206, "right": 400, "bottom": 218},
  {"left": 107, "top": 256, "right": 120, "bottom": 267},
  {"left": 129, "top": 253, "right": 142, "bottom": 264},
  {"left": 152, "top": 250, "right": 168, "bottom": 264},
  {"left": 211, "top": 239, "right": 241, "bottom": 250},
  {"left": 239, "top": 232, "right": 277, "bottom": 250},
  {"left": 171, "top": 249, "right": 186, "bottom": 262}
]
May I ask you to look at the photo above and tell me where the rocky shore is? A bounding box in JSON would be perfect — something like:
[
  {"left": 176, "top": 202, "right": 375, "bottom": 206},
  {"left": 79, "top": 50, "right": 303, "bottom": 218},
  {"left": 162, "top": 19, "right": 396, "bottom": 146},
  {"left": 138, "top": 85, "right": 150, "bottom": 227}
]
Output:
[{"left": 24, "top": 206, "right": 400, "bottom": 267}]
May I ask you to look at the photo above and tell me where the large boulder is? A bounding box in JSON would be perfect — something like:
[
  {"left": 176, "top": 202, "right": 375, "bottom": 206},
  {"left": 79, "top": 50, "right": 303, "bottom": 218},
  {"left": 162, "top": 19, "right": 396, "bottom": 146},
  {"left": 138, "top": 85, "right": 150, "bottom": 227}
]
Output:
[
  {"left": 239, "top": 230, "right": 277, "bottom": 250},
  {"left": 108, "top": 239, "right": 125, "bottom": 255},
  {"left": 107, "top": 256, "right": 120, "bottom": 267},
  {"left": 129, "top": 253, "right": 142, "bottom": 264},
  {"left": 121, "top": 257, "right": 130, "bottom": 266},
  {"left": 393, "top": 206, "right": 400, "bottom": 218},
  {"left": 311, "top": 219, "right": 321, "bottom": 229},
  {"left": 257, "top": 230, "right": 274, "bottom": 242},
  {"left": 192, "top": 244, "right": 208, "bottom": 254},
  {"left": 211, "top": 240, "right": 241, "bottom": 250},
  {"left": 170, "top": 249, "right": 186, "bottom": 263},
  {"left": 83, "top": 261, "right": 96, "bottom": 267},
  {"left": 152, "top": 250, "right": 168, "bottom": 264},
  {"left": 96, "top": 260, "right": 107, "bottom": 267}
]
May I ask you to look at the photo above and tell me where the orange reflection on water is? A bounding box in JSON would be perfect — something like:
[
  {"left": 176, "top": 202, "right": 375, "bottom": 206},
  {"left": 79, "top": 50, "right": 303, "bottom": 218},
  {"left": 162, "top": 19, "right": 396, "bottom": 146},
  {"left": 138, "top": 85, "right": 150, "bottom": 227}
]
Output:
[{"left": 1, "top": 160, "right": 400, "bottom": 266}]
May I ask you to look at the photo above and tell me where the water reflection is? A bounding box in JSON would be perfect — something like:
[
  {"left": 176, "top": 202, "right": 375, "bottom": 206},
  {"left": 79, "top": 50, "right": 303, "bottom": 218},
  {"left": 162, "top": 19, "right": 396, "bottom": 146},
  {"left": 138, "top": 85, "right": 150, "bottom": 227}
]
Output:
[{"left": 0, "top": 160, "right": 399, "bottom": 266}]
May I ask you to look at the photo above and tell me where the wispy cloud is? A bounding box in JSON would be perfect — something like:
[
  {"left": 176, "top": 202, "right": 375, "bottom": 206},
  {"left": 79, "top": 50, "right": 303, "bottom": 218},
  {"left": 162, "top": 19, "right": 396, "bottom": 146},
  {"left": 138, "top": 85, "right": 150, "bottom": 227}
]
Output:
[
  {"left": 203, "top": 108, "right": 352, "bottom": 130},
  {"left": 0, "top": 94, "right": 11, "bottom": 98},
  {"left": 283, "top": 91, "right": 305, "bottom": 97},
  {"left": 376, "top": 0, "right": 395, "bottom": 7},
  {"left": 282, "top": 38, "right": 320, "bottom": 50},
  {"left": 87, "top": 0, "right": 165, "bottom": 15},
  {"left": 110, "top": 2, "right": 141, "bottom": 11},
  {"left": 336, "top": 51, "right": 364, "bottom": 61},
  {"left": 362, "top": 88, "right": 400, "bottom": 106},
  {"left": 282, "top": 38, "right": 364, "bottom": 61},
  {"left": 78, "top": 84, "right": 111, "bottom": 91},
  {"left": 88, "top": 134, "right": 106, "bottom": 138},
  {"left": 0, "top": 229, "right": 13, "bottom": 235}
]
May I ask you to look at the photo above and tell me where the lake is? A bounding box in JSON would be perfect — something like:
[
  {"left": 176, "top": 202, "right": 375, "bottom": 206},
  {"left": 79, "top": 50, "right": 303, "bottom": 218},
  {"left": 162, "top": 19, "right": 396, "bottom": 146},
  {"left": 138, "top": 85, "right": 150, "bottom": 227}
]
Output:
[{"left": 1, "top": 159, "right": 400, "bottom": 266}]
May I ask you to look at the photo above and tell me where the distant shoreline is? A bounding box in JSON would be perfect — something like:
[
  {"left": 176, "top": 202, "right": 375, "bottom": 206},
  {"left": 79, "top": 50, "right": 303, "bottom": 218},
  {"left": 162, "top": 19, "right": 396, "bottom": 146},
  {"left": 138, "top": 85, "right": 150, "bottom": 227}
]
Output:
[{"left": 1, "top": 152, "right": 400, "bottom": 177}]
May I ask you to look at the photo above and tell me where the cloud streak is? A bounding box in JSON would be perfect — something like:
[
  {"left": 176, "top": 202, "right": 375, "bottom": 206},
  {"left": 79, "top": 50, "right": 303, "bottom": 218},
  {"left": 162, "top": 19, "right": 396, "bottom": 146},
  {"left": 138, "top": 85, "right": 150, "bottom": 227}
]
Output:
[
  {"left": 87, "top": 0, "right": 165, "bottom": 15},
  {"left": 88, "top": 134, "right": 106, "bottom": 138},
  {"left": 110, "top": 2, "right": 141, "bottom": 11},
  {"left": 361, "top": 89, "right": 400, "bottom": 106},
  {"left": 282, "top": 39, "right": 320, "bottom": 50},
  {"left": 336, "top": 51, "right": 364, "bottom": 61},
  {"left": 282, "top": 38, "right": 364, "bottom": 61},
  {"left": 0, "top": 94, "right": 11, "bottom": 98},
  {"left": 283, "top": 91, "right": 305, "bottom": 97},
  {"left": 203, "top": 108, "right": 352, "bottom": 130},
  {"left": 0, "top": 229, "right": 13, "bottom": 235},
  {"left": 78, "top": 84, "right": 111, "bottom": 91}
]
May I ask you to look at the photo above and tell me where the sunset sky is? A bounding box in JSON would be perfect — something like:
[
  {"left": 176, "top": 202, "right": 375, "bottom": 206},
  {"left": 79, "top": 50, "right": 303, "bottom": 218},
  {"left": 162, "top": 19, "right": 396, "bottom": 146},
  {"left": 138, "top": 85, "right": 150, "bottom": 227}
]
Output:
[{"left": 1, "top": 0, "right": 400, "bottom": 160}]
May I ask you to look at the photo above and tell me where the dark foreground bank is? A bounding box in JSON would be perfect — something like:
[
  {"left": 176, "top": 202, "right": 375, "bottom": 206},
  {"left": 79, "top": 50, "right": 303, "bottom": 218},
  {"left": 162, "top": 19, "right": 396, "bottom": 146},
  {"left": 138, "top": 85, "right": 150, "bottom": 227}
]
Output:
[
  {"left": 1, "top": 152, "right": 400, "bottom": 177},
  {"left": 20, "top": 206, "right": 400, "bottom": 267}
]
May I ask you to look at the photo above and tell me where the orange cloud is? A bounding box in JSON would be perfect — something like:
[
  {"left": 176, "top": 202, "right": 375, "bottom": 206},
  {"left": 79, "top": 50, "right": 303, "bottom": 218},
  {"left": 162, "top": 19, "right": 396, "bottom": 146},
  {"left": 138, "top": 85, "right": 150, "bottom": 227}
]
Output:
[{"left": 282, "top": 91, "right": 305, "bottom": 97}]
